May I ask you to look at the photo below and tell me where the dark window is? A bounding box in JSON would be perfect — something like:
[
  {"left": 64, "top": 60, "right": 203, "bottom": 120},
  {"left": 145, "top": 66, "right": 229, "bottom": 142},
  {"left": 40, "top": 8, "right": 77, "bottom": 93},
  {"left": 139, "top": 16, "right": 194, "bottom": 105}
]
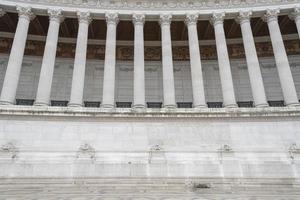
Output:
[
  {"left": 147, "top": 102, "right": 162, "bottom": 108},
  {"left": 207, "top": 102, "right": 223, "bottom": 108},
  {"left": 177, "top": 102, "right": 192, "bottom": 108},
  {"left": 84, "top": 101, "right": 100, "bottom": 107},
  {"left": 237, "top": 101, "right": 253, "bottom": 108},
  {"left": 116, "top": 102, "right": 132, "bottom": 108},
  {"left": 16, "top": 99, "right": 34, "bottom": 106},
  {"left": 268, "top": 100, "right": 284, "bottom": 107},
  {"left": 51, "top": 100, "right": 68, "bottom": 107}
]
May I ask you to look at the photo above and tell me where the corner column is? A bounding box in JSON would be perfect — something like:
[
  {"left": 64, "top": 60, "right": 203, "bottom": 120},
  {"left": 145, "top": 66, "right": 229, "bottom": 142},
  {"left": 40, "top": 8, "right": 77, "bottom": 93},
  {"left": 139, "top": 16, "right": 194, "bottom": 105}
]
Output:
[
  {"left": 0, "top": 7, "right": 35, "bottom": 105},
  {"left": 264, "top": 9, "right": 299, "bottom": 106},
  {"left": 236, "top": 11, "right": 268, "bottom": 107},
  {"left": 132, "top": 14, "right": 146, "bottom": 109},
  {"left": 160, "top": 14, "right": 176, "bottom": 109},
  {"left": 34, "top": 9, "right": 63, "bottom": 106},
  {"left": 101, "top": 13, "right": 119, "bottom": 109},
  {"left": 68, "top": 12, "right": 92, "bottom": 107},
  {"left": 210, "top": 12, "right": 237, "bottom": 108},
  {"left": 185, "top": 14, "right": 207, "bottom": 108}
]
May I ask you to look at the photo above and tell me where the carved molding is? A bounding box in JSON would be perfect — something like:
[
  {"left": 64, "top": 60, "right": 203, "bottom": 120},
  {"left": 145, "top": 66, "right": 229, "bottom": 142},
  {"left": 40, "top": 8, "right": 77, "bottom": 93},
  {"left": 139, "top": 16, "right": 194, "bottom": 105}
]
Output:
[{"left": 289, "top": 7, "right": 300, "bottom": 21}]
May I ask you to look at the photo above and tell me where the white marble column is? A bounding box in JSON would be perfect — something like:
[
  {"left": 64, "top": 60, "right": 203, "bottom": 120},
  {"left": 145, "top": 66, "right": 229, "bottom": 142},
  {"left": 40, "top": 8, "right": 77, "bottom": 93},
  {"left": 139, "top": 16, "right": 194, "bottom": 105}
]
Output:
[
  {"left": 68, "top": 12, "right": 92, "bottom": 107},
  {"left": 132, "top": 14, "right": 146, "bottom": 109},
  {"left": 101, "top": 13, "right": 119, "bottom": 109},
  {"left": 290, "top": 8, "right": 300, "bottom": 40},
  {"left": 160, "top": 14, "right": 176, "bottom": 109},
  {"left": 185, "top": 14, "right": 207, "bottom": 108},
  {"left": 236, "top": 11, "right": 268, "bottom": 107},
  {"left": 264, "top": 9, "right": 299, "bottom": 106},
  {"left": 210, "top": 12, "right": 237, "bottom": 108},
  {"left": 34, "top": 9, "right": 63, "bottom": 106},
  {"left": 0, "top": 7, "right": 35, "bottom": 105}
]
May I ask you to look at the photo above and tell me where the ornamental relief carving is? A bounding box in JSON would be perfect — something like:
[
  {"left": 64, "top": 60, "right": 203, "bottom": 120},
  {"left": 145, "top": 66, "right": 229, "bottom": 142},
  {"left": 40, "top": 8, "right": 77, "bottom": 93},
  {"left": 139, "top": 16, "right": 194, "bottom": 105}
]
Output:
[
  {"left": 0, "top": 37, "right": 299, "bottom": 61},
  {"left": 9, "top": 0, "right": 300, "bottom": 10}
]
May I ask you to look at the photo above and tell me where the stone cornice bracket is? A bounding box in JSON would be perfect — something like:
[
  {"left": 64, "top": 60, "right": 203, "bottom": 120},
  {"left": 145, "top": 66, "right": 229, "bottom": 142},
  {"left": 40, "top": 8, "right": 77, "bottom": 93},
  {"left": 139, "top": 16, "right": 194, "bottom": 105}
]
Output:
[
  {"left": 263, "top": 8, "right": 280, "bottom": 23},
  {"left": 48, "top": 9, "right": 64, "bottom": 23},
  {"left": 289, "top": 7, "right": 300, "bottom": 21},
  {"left": 16, "top": 6, "right": 35, "bottom": 21},
  {"left": 132, "top": 13, "right": 145, "bottom": 26},
  {"left": 105, "top": 12, "right": 119, "bottom": 26},
  {"left": 210, "top": 12, "right": 225, "bottom": 26},
  {"left": 0, "top": 8, "right": 6, "bottom": 17},
  {"left": 77, "top": 11, "right": 92, "bottom": 24},
  {"left": 159, "top": 14, "right": 172, "bottom": 26},
  {"left": 236, "top": 10, "right": 252, "bottom": 24},
  {"left": 184, "top": 13, "right": 199, "bottom": 26}
]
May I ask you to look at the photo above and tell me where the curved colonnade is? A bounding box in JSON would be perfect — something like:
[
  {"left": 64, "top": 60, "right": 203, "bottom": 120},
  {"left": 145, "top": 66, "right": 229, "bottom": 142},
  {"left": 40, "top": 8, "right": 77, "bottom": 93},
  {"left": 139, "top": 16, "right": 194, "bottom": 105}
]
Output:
[{"left": 0, "top": 0, "right": 300, "bottom": 110}]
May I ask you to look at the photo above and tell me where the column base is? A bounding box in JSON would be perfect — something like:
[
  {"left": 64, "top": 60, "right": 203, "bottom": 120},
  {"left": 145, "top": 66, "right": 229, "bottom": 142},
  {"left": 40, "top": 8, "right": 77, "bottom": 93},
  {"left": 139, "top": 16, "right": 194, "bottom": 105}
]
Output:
[
  {"left": 193, "top": 104, "right": 207, "bottom": 109},
  {"left": 34, "top": 102, "right": 49, "bottom": 107},
  {"left": 132, "top": 104, "right": 146, "bottom": 111},
  {"left": 0, "top": 100, "right": 14, "bottom": 105},
  {"left": 163, "top": 104, "right": 177, "bottom": 109},
  {"left": 101, "top": 104, "right": 115, "bottom": 109},
  {"left": 255, "top": 103, "right": 269, "bottom": 108},
  {"left": 286, "top": 102, "right": 300, "bottom": 107},
  {"left": 224, "top": 103, "right": 238, "bottom": 108},
  {"left": 68, "top": 103, "right": 83, "bottom": 107}
]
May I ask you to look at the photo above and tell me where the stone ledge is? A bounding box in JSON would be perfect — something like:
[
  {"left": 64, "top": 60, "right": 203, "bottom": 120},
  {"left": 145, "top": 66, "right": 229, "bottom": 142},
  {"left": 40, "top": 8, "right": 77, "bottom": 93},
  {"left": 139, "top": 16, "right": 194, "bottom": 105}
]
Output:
[{"left": 0, "top": 105, "right": 300, "bottom": 118}]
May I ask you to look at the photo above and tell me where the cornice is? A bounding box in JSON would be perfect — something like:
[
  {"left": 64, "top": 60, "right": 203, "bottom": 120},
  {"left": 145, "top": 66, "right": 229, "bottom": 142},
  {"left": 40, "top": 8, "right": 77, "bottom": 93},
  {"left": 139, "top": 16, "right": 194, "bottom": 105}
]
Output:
[{"left": 1, "top": 0, "right": 300, "bottom": 19}]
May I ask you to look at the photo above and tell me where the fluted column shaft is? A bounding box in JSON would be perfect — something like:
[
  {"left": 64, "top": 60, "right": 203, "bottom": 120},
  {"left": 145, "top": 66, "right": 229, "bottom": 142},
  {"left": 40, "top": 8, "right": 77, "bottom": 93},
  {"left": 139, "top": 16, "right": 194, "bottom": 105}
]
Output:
[
  {"left": 211, "top": 13, "right": 237, "bottom": 108},
  {"left": 101, "top": 13, "right": 118, "bottom": 108},
  {"left": 185, "top": 14, "right": 206, "bottom": 108},
  {"left": 0, "top": 7, "right": 35, "bottom": 105},
  {"left": 264, "top": 9, "right": 299, "bottom": 106},
  {"left": 237, "top": 11, "right": 268, "bottom": 107},
  {"left": 133, "top": 14, "right": 146, "bottom": 109},
  {"left": 68, "top": 12, "right": 91, "bottom": 107},
  {"left": 35, "top": 9, "right": 63, "bottom": 106},
  {"left": 160, "top": 15, "right": 176, "bottom": 108}
]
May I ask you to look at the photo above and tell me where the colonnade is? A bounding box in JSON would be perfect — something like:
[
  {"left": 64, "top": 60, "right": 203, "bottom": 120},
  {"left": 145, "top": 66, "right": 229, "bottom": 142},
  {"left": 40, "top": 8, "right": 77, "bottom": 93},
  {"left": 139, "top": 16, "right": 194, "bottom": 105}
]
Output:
[{"left": 0, "top": 7, "right": 300, "bottom": 108}]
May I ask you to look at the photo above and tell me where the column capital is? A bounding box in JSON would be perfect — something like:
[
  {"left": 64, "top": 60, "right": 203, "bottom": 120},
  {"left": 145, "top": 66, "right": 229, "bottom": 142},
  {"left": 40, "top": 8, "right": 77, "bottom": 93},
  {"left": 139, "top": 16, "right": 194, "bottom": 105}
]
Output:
[
  {"left": 48, "top": 9, "right": 64, "bottom": 23},
  {"left": 132, "top": 13, "right": 145, "bottom": 26},
  {"left": 77, "top": 11, "right": 92, "bottom": 24},
  {"left": 159, "top": 14, "right": 172, "bottom": 26},
  {"left": 105, "top": 12, "right": 119, "bottom": 25},
  {"left": 185, "top": 13, "right": 199, "bottom": 26},
  {"left": 210, "top": 12, "right": 225, "bottom": 26},
  {"left": 289, "top": 7, "right": 300, "bottom": 21},
  {"left": 16, "top": 6, "right": 35, "bottom": 21},
  {"left": 236, "top": 10, "right": 252, "bottom": 24},
  {"left": 263, "top": 9, "right": 280, "bottom": 23},
  {"left": 0, "top": 8, "right": 6, "bottom": 17}
]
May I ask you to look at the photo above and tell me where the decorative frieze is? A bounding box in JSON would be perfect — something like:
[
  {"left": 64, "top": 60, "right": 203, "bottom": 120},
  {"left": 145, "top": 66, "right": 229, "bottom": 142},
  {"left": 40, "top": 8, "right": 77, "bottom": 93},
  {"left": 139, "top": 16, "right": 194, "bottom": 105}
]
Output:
[{"left": 1, "top": 37, "right": 300, "bottom": 60}]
